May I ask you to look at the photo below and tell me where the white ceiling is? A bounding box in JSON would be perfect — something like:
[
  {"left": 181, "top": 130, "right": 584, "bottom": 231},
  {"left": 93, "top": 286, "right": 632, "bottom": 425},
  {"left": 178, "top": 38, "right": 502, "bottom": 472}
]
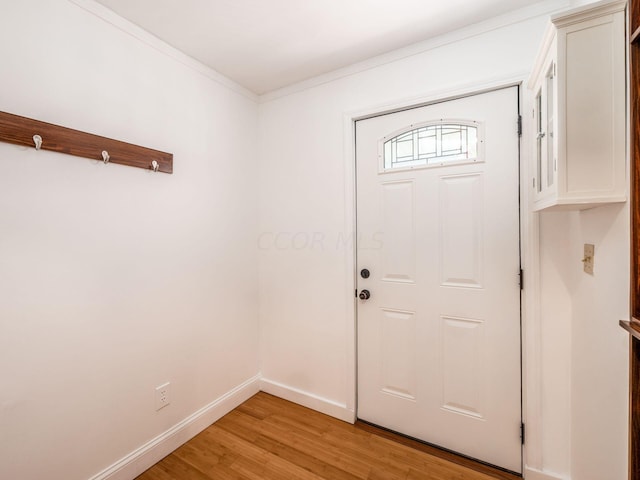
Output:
[{"left": 94, "top": 0, "right": 546, "bottom": 95}]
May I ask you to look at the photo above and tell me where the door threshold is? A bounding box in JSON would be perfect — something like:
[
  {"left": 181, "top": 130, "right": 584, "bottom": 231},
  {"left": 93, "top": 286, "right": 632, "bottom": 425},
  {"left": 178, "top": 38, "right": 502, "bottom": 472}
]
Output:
[{"left": 355, "top": 419, "right": 522, "bottom": 480}]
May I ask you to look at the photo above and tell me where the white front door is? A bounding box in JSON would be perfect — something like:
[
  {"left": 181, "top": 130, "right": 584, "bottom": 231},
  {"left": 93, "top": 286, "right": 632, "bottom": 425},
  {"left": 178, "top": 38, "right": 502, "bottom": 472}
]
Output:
[{"left": 356, "top": 87, "right": 522, "bottom": 473}]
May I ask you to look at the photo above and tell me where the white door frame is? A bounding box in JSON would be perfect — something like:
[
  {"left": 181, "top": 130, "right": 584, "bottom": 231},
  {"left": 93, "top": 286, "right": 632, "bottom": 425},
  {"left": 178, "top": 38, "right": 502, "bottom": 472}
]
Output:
[{"left": 341, "top": 74, "right": 544, "bottom": 477}]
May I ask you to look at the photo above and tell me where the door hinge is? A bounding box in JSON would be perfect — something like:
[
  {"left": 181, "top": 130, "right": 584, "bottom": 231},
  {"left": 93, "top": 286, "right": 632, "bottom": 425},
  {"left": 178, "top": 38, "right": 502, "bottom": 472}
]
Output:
[
  {"left": 521, "top": 423, "right": 526, "bottom": 445},
  {"left": 519, "top": 269, "right": 524, "bottom": 290},
  {"left": 517, "top": 115, "right": 522, "bottom": 137}
]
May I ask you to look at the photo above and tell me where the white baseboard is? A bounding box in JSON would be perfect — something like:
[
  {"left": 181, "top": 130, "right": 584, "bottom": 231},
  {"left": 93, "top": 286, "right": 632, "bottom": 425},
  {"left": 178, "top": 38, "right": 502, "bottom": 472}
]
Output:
[
  {"left": 89, "top": 374, "right": 261, "bottom": 480},
  {"left": 87, "top": 377, "right": 566, "bottom": 480},
  {"left": 259, "top": 378, "right": 355, "bottom": 423},
  {"left": 525, "top": 467, "right": 566, "bottom": 480}
]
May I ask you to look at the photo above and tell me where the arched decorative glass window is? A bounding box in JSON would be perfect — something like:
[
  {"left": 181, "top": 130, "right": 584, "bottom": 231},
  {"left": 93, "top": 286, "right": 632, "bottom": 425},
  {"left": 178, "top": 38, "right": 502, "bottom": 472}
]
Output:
[{"left": 381, "top": 120, "right": 482, "bottom": 171}]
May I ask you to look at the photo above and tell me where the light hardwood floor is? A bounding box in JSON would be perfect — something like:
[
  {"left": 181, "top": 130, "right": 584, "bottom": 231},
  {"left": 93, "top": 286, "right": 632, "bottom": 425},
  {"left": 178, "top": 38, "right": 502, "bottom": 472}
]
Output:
[{"left": 136, "top": 392, "right": 520, "bottom": 480}]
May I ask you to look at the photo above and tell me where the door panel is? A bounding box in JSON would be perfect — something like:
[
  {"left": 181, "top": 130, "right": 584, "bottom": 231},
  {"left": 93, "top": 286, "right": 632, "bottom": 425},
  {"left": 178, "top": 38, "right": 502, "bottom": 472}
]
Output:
[
  {"left": 439, "top": 173, "right": 484, "bottom": 288},
  {"left": 441, "top": 315, "right": 485, "bottom": 418},
  {"left": 380, "top": 308, "right": 417, "bottom": 400},
  {"left": 381, "top": 180, "right": 416, "bottom": 283},
  {"left": 356, "top": 87, "right": 521, "bottom": 473}
]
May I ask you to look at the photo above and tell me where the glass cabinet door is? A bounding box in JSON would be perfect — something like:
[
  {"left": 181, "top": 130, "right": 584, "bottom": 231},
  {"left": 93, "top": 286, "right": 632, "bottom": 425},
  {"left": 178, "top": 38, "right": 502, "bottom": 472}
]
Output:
[
  {"left": 534, "top": 61, "right": 556, "bottom": 197},
  {"left": 545, "top": 63, "right": 555, "bottom": 190},
  {"left": 535, "top": 89, "right": 543, "bottom": 194}
]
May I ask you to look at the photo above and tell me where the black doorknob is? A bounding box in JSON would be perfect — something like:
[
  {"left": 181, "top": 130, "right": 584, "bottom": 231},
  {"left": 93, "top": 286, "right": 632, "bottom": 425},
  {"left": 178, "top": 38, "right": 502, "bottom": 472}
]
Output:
[{"left": 359, "top": 289, "right": 371, "bottom": 300}]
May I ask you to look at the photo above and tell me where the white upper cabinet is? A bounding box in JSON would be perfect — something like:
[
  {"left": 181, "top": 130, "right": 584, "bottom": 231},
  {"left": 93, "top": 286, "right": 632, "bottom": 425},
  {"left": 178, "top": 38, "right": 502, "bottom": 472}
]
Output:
[{"left": 528, "top": 0, "right": 626, "bottom": 211}]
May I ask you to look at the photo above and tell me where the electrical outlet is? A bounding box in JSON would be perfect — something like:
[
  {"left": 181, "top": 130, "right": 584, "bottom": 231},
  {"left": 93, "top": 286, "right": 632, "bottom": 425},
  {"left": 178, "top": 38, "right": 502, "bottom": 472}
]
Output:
[{"left": 155, "top": 382, "right": 170, "bottom": 411}]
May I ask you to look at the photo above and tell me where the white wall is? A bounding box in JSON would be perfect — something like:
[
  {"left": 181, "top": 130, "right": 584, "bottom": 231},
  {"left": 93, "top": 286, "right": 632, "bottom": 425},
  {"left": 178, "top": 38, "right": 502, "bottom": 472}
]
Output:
[
  {"left": 0, "top": 1, "right": 259, "bottom": 479},
  {"left": 565, "top": 206, "right": 629, "bottom": 480},
  {"left": 536, "top": 204, "right": 629, "bottom": 480},
  {"left": 258, "top": 2, "right": 629, "bottom": 480},
  {"left": 258, "top": 0, "right": 553, "bottom": 452},
  {"left": 537, "top": 212, "right": 576, "bottom": 477},
  {"left": 0, "top": 1, "right": 628, "bottom": 479}
]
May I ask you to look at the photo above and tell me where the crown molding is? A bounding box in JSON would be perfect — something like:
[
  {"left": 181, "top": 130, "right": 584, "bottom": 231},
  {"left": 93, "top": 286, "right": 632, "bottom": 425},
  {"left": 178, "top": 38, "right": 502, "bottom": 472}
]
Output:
[
  {"left": 552, "top": 0, "right": 627, "bottom": 27},
  {"left": 259, "top": 0, "right": 572, "bottom": 103},
  {"left": 68, "top": 0, "right": 259, "bottom": 103}
]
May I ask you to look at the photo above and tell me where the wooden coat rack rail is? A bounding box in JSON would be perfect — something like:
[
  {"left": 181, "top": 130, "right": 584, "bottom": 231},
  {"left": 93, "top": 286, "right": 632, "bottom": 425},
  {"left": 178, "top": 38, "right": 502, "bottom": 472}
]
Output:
[{"left": 0, "top": 111, "right": 173, "bottom": 174}]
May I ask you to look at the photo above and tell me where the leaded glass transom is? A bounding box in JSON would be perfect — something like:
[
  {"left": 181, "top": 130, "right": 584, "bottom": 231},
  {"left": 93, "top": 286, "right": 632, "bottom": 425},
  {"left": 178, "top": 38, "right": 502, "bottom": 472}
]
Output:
[{"left": 382, "top": 122, "right": 480, "bottom": 170}]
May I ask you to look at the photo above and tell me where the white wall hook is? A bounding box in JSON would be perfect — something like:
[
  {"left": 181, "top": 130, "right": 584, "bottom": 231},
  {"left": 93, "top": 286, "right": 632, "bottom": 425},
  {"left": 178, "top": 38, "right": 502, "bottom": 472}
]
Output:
[
  {"left": 33, "top": 135, "right": 42, "bottom": 150},
  {"left": 151, "top": 160, "right": 159, "bottom": 172},
  {"left": 102, "top": 150, "right": 110, "bottom": 164}
]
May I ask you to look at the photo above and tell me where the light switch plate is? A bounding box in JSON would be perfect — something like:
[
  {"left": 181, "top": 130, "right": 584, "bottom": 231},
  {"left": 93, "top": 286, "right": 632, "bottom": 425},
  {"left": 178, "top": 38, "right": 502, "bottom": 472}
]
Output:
[{"left": 583, "top": 243, "right": 594, "bottom": 274}]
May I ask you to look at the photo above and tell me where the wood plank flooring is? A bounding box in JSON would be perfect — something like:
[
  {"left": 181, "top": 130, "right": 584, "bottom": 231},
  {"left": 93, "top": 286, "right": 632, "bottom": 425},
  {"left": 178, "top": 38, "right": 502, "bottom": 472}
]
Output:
[{"left": 136, "top": 392, "right": 521, "bottom": 480}]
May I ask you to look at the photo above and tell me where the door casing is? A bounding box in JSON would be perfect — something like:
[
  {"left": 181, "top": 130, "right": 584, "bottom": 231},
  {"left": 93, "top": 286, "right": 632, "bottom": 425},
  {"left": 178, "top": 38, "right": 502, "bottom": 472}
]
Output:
[{"left": 341, "top": 76, "right": 543, "bottom": 474}]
